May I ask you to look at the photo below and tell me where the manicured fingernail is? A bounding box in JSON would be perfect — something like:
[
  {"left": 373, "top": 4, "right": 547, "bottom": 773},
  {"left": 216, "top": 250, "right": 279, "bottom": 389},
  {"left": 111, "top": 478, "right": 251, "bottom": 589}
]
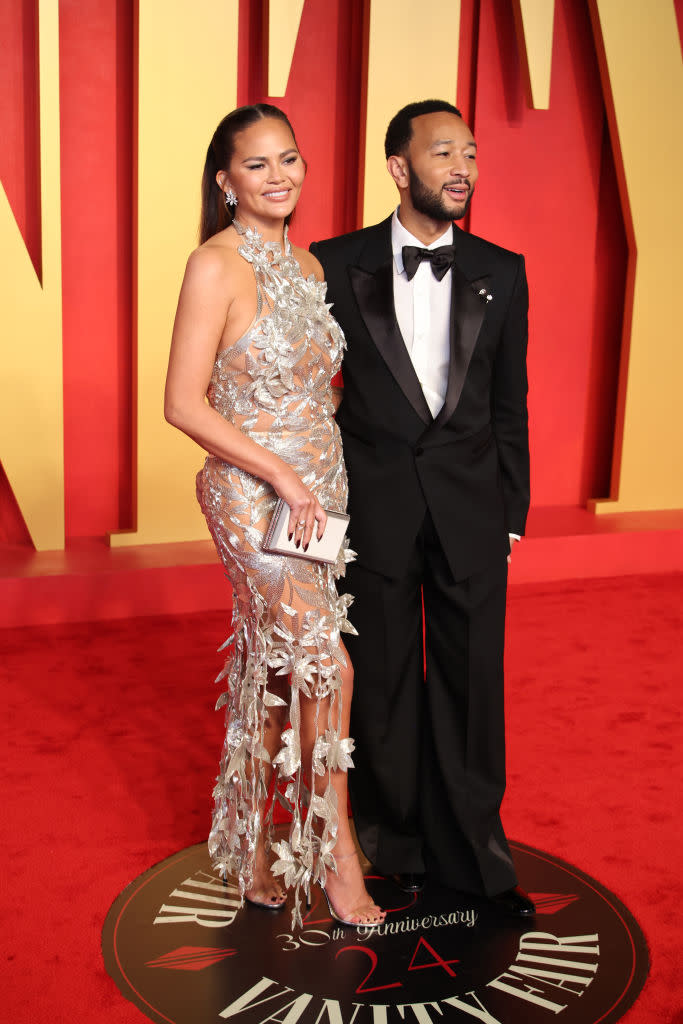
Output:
[
  {"left": 295, "top": 540, "right": 300, "bottom": 548},
  {"left": 303, "top": 543, "right": 309, "bottom": 552},
  {"left": 288, "top": 532, "right": 293, "bottom": 541}
]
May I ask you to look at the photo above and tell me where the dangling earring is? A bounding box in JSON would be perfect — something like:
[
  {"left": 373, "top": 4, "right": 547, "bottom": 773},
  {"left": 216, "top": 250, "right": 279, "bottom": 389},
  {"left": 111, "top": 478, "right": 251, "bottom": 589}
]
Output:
[{"left": 224, "top": 186, "right": 238, "bottom": 208}]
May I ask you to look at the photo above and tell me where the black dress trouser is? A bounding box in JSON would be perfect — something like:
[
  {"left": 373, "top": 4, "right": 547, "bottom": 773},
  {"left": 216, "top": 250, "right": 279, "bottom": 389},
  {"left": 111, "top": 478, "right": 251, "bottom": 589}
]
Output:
[{"left": 342, "top": 510, "right": 518, "bottom": 897}]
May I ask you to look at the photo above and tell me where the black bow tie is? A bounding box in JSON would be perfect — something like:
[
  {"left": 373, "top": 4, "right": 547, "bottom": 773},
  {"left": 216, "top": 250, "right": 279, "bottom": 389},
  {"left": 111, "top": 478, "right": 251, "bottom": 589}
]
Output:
[{"left": 402, "top": 244, "right": 456, "bottom": 282}]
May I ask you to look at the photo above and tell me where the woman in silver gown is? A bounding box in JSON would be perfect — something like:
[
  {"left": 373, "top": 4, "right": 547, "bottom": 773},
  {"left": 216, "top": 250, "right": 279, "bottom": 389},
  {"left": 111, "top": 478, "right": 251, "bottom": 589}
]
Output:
[{"left": 165, "top": 104, "right": 384, "bottom": 928}]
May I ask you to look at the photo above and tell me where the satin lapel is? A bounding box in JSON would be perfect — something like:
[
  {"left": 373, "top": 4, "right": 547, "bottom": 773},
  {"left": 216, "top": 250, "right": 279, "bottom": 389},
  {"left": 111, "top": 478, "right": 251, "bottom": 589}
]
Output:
[
  {"left": 349, "top": 260, "right": 432, "bottom": 425},
  {"left": 432, "top": 260, "right": 487, "bottom": 429}
]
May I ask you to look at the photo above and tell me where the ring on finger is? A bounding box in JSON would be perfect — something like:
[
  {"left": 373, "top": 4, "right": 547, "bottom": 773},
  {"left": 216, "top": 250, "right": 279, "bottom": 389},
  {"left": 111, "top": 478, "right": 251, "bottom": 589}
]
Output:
[{"left": 297, "top": 520, "right": 306, "bottom": 527}]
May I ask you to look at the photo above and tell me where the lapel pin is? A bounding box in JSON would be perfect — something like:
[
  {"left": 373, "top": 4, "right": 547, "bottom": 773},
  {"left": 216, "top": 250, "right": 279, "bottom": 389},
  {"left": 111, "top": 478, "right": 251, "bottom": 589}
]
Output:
[{"left": 477, "top": 287, "right": 493, "bottom": 303}]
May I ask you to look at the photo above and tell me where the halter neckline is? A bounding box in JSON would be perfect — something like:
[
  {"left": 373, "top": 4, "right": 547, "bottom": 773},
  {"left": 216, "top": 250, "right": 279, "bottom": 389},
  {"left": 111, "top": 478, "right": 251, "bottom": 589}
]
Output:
[{"left": 232, "top": 217, "right": 290, "bottom": 257}]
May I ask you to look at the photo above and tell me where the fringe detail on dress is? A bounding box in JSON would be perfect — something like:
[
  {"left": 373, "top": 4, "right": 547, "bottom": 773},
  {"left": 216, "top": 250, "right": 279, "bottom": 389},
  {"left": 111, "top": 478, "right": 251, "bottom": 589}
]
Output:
[{"left": 208, "top": 550, "right": 357, "bottom": 929}]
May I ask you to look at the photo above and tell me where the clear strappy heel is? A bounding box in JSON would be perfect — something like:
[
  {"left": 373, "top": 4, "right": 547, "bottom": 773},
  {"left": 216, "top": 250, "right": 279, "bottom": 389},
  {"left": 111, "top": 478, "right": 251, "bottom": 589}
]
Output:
[{"left": 312, "top": 850, "right": 386, "bottom": 928}]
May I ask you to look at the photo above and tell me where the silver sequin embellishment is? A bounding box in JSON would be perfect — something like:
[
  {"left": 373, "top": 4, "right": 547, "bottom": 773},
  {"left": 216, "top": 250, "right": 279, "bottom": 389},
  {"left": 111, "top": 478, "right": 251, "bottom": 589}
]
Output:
[{"left": 196, "top": 221, "right": 356, "bottom": 927}]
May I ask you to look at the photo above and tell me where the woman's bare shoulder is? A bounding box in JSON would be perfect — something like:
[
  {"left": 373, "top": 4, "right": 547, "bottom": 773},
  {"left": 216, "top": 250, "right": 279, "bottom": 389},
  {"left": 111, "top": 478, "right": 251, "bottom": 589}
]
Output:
[
  {"left": 183, "top": 231, "right": 250, "bottom": 292},
  {"left": 292, "top": 245, "right": 324, "bottom": 282}
]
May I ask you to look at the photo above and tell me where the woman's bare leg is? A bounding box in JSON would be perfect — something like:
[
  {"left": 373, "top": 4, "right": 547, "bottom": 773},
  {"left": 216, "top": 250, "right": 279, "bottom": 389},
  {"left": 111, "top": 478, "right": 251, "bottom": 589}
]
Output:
[
  {"left": 245, "top": 671, "right": 288, "bottom": 906},
  {"left": 301, "top": 642, "right": 385, "bottom": 925}
]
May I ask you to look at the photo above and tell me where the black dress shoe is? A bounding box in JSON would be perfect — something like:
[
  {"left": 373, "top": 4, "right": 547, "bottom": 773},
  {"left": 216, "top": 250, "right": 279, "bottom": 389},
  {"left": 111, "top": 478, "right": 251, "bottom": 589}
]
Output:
[
  {"left": 490, "top": 885, "right": 536, "bottom": 917},
  {"left": 391, "top": 872, "right": 426, "bottom": 893}
]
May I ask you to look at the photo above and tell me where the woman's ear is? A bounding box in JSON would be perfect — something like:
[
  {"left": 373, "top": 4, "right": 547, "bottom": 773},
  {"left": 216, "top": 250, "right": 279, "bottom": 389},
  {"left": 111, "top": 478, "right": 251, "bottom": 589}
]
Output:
[{"left": 215, "top": 169, "right": 230, "bottom": 192}]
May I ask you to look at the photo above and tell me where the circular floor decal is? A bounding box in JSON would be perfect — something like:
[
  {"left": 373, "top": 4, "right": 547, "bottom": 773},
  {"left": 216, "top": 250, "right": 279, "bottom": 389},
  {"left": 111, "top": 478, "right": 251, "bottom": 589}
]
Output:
[{"left": 103, "top": 839, "right": 648, "bottom": 1024}]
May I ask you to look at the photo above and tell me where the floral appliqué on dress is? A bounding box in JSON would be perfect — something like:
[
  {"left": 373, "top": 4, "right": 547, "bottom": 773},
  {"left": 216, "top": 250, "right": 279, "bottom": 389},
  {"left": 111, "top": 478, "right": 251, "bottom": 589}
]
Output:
[{"left": 196, "top": 221, "right": 356, "bottom": 927}]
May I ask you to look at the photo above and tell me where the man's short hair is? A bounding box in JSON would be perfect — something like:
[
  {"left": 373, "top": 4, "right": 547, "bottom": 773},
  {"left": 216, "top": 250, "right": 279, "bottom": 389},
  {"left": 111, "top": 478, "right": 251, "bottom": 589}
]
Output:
[{"left": 385, "top": 100, "right": 463, "bottom": 159}]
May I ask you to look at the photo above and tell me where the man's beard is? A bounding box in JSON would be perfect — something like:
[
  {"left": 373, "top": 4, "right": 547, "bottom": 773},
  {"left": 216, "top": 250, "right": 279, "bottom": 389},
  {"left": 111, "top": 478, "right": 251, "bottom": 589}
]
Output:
[{"left": 407, "top": 162, "right": 473, "bottom": 221}]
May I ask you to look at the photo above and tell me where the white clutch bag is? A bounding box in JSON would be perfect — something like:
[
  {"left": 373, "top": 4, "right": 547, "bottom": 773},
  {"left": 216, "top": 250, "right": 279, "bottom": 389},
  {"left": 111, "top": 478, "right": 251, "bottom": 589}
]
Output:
[{"left": 262, "top": 499, "right": 349, "bottom": 564}]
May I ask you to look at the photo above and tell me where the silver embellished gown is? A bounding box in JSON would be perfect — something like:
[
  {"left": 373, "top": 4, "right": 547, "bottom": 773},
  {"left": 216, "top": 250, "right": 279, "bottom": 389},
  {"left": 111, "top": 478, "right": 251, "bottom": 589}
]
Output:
[{"left": 196, "top": 222, "right": 356, "bottom": 926}]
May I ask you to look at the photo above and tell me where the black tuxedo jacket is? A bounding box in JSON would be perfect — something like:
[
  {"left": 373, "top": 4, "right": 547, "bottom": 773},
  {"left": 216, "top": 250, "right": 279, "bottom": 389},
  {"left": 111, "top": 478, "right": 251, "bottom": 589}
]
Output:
[{"left": 311, "top": 216, "right": 529, "bottom": 582}]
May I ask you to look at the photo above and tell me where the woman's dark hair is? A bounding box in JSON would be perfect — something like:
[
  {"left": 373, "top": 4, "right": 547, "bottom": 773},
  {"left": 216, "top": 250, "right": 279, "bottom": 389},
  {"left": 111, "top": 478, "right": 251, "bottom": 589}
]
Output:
[
  {"left": 199, "top": 103, "right": 299, "bottom": 244},
  {"left": 384, "top": 99, "right": 463, "bottom": 159}
]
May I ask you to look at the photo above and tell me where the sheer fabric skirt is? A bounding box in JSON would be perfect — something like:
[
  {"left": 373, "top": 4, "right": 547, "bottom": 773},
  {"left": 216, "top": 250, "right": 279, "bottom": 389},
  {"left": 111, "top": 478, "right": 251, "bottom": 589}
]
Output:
[{"left": 196, "top": 431, "right": 355, "bottom": 927}]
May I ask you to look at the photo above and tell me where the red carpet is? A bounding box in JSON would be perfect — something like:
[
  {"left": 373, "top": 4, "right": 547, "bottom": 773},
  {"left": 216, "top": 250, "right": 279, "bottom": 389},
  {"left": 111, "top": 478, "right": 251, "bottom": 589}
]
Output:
[{"left": 0, "top": 572, "right": 681, "bottom": 1023}]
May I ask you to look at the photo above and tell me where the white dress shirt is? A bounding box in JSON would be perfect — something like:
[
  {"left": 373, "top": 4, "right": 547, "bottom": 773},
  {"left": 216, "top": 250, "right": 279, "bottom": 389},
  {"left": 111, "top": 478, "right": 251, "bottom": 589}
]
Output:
[{"left": 391, "top": 210, "right": 453, "bottom": 418}]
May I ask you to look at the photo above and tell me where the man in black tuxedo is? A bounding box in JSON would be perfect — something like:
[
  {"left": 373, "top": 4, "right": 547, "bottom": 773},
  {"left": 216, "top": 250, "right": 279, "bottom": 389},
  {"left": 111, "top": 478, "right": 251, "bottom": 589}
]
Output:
[{"left": 310, "top": 100, "right": 533, "bottom": 916}]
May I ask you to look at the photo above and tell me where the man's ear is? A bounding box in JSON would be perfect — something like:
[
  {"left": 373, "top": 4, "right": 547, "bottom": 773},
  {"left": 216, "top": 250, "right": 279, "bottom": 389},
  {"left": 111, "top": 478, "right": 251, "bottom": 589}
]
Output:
[{"left": 387, "top": 155, "right": 409, "bottom": 189}]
